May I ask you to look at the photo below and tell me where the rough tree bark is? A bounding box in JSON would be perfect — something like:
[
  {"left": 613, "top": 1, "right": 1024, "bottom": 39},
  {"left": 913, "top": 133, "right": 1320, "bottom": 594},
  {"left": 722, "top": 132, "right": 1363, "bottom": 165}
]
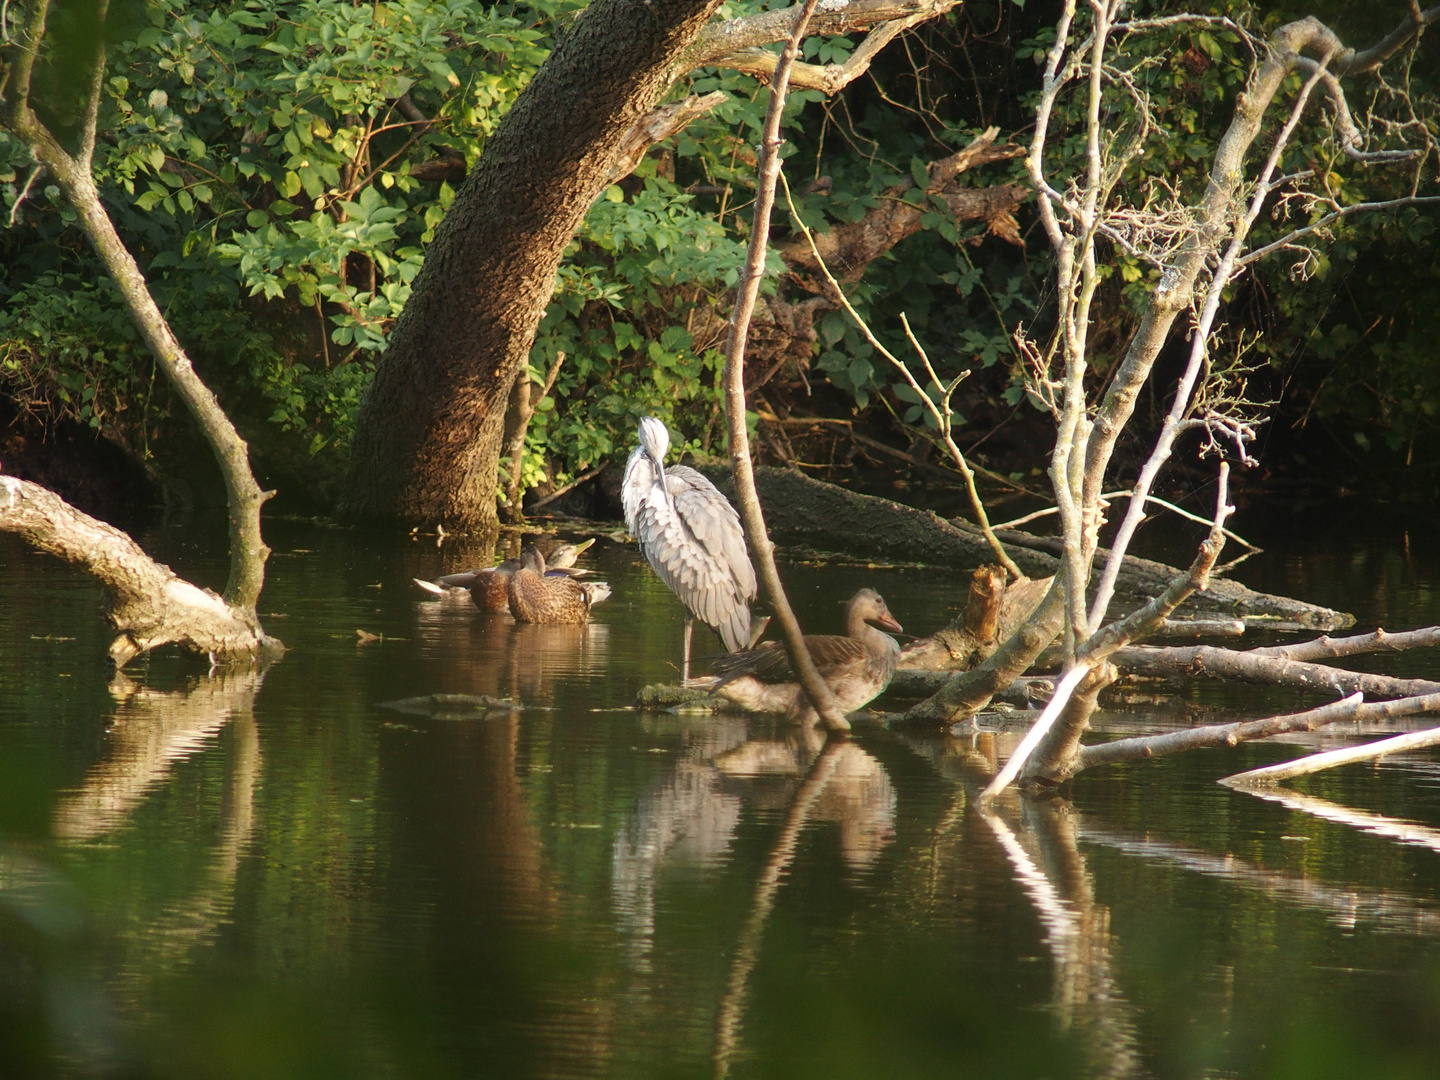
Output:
[
  {"left": 343, "top": 0, "right": 978, "bottom": 531},
  {"left": 344, "top": 0, "right": 728, "bottom": 529}
]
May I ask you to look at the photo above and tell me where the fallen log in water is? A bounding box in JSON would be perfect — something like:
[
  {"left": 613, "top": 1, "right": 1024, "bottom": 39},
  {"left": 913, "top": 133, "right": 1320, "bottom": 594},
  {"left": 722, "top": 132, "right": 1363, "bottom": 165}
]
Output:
[{"left": 703, "top": 467, "right": 1353, "bottom": 629}]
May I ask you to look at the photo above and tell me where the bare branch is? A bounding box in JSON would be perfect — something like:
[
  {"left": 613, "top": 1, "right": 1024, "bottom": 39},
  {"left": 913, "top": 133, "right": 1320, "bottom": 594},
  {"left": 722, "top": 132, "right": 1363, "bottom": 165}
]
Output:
[
  {"left": 1110, "top": 644, "right": 1440, "bottom": 699},
  {"left": 687, "top": 0, "right": 961, "bottom": 76},
  {"left": 75, "top": 0, "right": 110, "bottom": 172},
  {"left": 1222, "top": 703, "right": 1440, "bottom": 786},
  {"left": 1248, "top": 626, "right": 1440, "bottom": 662},
  {"left": 1074, "top": 693, "right": 1366, "bottom": 773},
  {"left": 978, "top": 664, "right": 1092, "bottom": 803},
  {"left": 1334, "top": 4, "right": 1440, "bottom": 75},
  {"left": 1239, "top": 195, "right": 1440, "bottom": 267},
  {"left": 1079, "top": 464, "right": 1233, "bottom": 662},
  {"left": 721, "top": 0, "right": 852, "bottom": 733},
  {"left": 608, "top": 91, "right": 728, "bottom": 183}
]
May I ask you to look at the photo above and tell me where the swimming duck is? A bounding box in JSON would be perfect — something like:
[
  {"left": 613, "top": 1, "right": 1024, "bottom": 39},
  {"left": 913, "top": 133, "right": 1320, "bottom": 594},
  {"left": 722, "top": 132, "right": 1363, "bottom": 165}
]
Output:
[
  {"left": 507, "top": 546, "right": 612, "bottom": 625},
  {"left": 414, "top": 538, "right": 595, "bottom": 612},
  {"left": 693, "top": 589, "right": 902, "bottom": 724}
]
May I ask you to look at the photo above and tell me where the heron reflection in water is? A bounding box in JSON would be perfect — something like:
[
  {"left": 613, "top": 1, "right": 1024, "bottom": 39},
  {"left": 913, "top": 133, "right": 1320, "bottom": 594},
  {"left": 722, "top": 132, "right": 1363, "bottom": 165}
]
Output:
[{"left": 622, "top": 417, "right": 757, "bottom": 679}]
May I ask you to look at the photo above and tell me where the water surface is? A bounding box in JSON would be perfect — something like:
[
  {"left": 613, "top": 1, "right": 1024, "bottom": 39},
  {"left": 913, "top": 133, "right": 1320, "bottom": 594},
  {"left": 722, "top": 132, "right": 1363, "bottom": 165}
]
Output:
[{"left": 3, "top": 510, "right": 1440, "bottom": 1079}]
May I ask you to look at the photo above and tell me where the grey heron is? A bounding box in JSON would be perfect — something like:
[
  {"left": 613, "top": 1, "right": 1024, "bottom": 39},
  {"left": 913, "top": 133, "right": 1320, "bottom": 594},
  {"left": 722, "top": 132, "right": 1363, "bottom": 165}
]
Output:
[{"left": 623, "top": 417, "right": 757, "bottom": 679}]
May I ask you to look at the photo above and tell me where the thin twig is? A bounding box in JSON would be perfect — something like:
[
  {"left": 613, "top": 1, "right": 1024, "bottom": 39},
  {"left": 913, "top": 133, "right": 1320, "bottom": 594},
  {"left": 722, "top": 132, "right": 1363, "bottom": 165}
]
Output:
[
  {"left": 778, "top": 170, "right": 1021, "bottom": 578},
  {"left": 996, "top": 490, "right": 1261, "bottom": 551}
]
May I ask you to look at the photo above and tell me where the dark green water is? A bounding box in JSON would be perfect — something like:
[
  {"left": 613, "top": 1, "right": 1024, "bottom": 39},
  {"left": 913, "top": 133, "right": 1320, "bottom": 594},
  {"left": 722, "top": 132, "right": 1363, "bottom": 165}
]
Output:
[{"left": 3, "top": 512, "right": 1440, "bottom": 1079}]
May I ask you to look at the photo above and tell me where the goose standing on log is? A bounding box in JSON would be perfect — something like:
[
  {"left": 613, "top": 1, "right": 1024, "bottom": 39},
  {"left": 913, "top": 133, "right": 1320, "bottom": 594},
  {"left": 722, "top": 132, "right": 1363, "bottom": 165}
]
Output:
[
  {"left": 623, "top": 417, "right": 757, "bottom": 679},
  {"left": 694, "top": 588, "right": 902, "bottom": 726}
]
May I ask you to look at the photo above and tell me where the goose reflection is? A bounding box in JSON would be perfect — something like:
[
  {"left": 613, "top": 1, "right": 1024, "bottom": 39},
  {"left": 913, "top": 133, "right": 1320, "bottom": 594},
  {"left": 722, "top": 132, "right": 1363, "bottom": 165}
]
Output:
[{"left": 613, "top": 720, "right": 895, "bottom": 968}]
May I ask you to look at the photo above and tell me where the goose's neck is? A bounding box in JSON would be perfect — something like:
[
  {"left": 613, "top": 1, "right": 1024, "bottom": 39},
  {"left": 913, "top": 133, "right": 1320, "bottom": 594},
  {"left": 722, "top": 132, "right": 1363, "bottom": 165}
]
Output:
[{"left": 848, "top": 616, "right": 898, "bottom": 657}]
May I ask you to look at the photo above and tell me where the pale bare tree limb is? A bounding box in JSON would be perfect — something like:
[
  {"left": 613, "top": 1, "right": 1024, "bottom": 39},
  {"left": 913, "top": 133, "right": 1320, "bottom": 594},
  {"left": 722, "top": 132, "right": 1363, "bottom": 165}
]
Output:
[
  {"left": 1087, "top": 57, "right": 1334, "bottom": 631},
  {"left": 1222, "top": 709, "right": 1440, "bottom": 786},
  {"left": 0, "top": 0, "right": 276, "bottom": 630},
  {"left": 687, "top": 0, "right": 962, "bottom": 77},
  {"left": 608, "top": 91, "right": 728, "bottom": 182},
  {"left": 610, "top": 0, "right": 967, "bottom": 174},
  {"left": 0, "top": 476, "right": 280, "bottom": 666},
  {"left": 997, "top": 464, "right": 1233, "bottom": 790},
  {"left": 979, "top": 664, "right": 1092, "bottom": 803},
  {"left": 1238, "top": 195, "right": 1440, "bottom": 267},
  {"left": 1248, "top": 626, "right": 1440, "bottom": 662},
  {"left": 1109, "top": 645, "right": 1440, "bottom": 700}
]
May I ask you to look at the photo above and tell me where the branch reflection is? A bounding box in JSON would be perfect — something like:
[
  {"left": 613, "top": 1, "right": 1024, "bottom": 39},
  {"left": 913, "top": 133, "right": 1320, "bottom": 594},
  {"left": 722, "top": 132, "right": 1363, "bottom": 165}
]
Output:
[
  {"left": 54, "top": 669, "right": 264, "bottom": 841},
  {"left": 1077, "top": 817, "right": 1440, "bottom": 935},
  {"left": 982, "top": 799, "right": 1144, "bottom": 1080},
  {"left": 9, "top": 667, "right": 266, "bottom": 1068},
  {"left": 1226, "top": 784, "right": 1440, "bottom": 855}
]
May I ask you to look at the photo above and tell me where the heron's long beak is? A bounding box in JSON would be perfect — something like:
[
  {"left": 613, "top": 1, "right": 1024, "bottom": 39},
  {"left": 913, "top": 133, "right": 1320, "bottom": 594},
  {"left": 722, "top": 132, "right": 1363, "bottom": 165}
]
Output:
[{"left": 648, "top": 448, "right": 669, "bottom": 504}]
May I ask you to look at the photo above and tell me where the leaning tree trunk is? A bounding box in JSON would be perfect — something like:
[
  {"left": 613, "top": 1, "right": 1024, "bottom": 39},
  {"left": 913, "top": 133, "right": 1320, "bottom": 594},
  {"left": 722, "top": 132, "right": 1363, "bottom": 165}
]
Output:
[
  {"left": 343, "top": 0, "right": 726, "bottom": 530},
  {"left": 343, "top": 0, "right": 974, "bottom": 529}
]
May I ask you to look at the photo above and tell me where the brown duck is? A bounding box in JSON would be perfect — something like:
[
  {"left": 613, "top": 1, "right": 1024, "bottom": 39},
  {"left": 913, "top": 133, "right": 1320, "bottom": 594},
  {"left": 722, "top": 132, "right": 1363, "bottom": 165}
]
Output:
[
  {"left": 414, "top": 539, "right": 595, "bottom": 612},
  {"left": 696, "top": 588, "right": 902, "bottom": 724},
  {"left": 507, "top": 546, "right": 612, "bottom": 625}
]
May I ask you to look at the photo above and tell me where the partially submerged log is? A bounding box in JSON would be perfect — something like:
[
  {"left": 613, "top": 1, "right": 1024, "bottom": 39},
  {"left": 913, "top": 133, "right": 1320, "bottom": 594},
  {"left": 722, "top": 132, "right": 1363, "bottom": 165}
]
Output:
[
  {"left": 1111, "top": 643, "right": 1440, "bottom": 700},
  {"left": 0, "top": 475, "right": 281, "bottom": 667},
  {"left": 706, "top": 466, "right": 1353, "bottom": 629}
]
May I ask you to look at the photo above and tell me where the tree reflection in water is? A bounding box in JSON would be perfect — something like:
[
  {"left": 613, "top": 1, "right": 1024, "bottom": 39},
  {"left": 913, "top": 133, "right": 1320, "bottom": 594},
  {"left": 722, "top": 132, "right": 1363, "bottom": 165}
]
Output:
[{"left": 3, "top": 667, "right": 265, "bottom": 1072}]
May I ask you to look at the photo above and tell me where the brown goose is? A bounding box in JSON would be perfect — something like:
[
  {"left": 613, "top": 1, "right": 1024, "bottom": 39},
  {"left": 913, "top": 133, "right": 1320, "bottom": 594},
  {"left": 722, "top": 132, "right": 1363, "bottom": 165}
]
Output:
[
  {"left": 507, "top": 546, "right": 612, "bottom": 625},
  {"left": 414, "top": 539, "right": 595, "bottom": 612},
  {"left": 695, "top": 589, "right": 902, "bottom": 724}
]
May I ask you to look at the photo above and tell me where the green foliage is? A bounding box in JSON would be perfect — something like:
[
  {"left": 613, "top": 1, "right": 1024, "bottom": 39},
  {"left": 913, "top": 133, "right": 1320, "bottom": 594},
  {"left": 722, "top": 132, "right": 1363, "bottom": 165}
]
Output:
[
  {"left": 2, "top": 0, "right": 567, "bottom": 464},
  {"left": 2, "top": 0, "right": 1435, "bottom": 505}
]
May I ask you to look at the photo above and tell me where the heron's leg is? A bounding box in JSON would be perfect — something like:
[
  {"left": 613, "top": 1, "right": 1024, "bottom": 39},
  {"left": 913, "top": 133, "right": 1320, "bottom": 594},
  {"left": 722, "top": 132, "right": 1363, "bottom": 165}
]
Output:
[{"left": 682, "top": 613, "right": 694, "bottom": 682}]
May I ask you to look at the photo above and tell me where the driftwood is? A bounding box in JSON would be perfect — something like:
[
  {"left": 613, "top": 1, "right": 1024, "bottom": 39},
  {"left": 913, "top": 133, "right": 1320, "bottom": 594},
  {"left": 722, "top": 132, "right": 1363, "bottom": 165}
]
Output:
[
  {"left": 1011, "top": 691, "right": 1440, "bottom": 785},
  {"left": 1109, "top": 642, "right": 1440, "bottom": 700},
  {"left": 899, "top": 564, "right": 1014, "bottom": 672},
  {"left": 0, "top": 475, "right": 281, "bottom": 666},
  {"left": 1221, "top": 709, "right": 1440, "bottom": 786}
]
